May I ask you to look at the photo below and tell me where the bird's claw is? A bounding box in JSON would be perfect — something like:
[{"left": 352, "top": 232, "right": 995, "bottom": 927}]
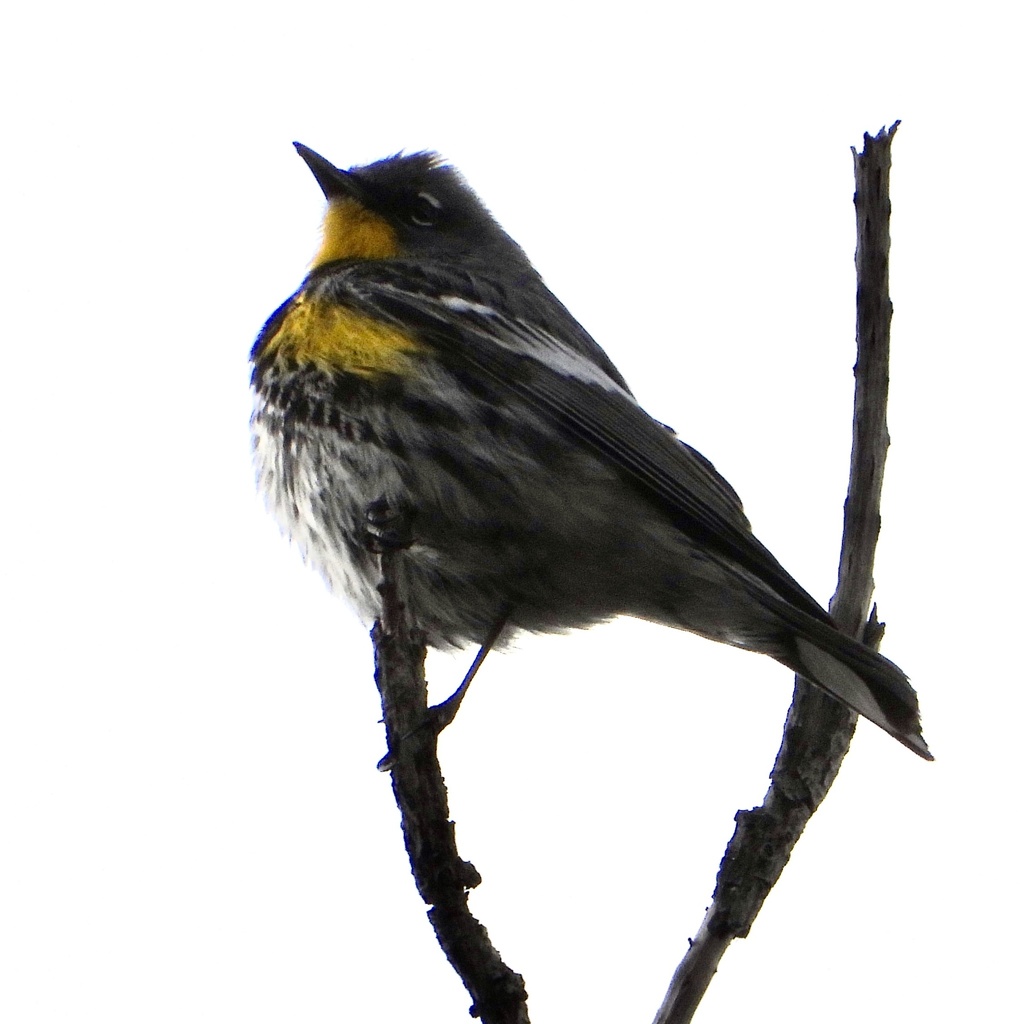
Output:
[{"left": 364, "top": 498, "right": 415, "bottom": 553}]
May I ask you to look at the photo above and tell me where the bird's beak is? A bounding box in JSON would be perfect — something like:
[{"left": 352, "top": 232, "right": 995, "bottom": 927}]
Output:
[{"left": 293, "top": 143, "right": 365, "bottom": 202}]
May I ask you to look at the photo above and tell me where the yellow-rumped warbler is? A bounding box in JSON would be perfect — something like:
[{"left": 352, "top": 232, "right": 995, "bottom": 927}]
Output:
[{"left": 251, "top": 144, "right": 930, "bottom": 760}]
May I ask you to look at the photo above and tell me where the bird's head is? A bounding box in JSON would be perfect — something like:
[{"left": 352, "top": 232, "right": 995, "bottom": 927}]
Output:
[{"left": 294, "top": 143, "right": 531, "bottom": 273}]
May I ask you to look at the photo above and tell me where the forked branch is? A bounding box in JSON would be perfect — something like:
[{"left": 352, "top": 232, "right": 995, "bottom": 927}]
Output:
[{"left": 371, "top": 124, "right": 903, "bottom": 1024}]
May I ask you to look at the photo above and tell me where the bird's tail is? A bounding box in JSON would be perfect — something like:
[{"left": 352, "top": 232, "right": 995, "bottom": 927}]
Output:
[{"left": 777, "top": 609, "right": 932, "bottom": 760}]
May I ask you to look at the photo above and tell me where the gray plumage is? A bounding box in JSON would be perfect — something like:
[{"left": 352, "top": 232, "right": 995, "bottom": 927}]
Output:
[{"left": 251, "top": 148, "right": 930, "bottom": 760}]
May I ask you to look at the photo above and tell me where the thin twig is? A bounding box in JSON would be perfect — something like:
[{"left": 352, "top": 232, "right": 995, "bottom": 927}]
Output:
[
  {"left": 373, "top": 533, "right": 529, "bottom": 1024},
  {"left": 651, "top": 122, "right": 901, "bottom": 1024}
]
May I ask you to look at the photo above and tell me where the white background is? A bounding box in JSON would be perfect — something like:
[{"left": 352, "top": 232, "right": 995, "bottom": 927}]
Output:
[{"left": 2, "top": 2, "right": 1019, "bottom": 1021}]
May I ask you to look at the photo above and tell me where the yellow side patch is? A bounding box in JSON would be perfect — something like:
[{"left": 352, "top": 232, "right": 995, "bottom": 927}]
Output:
[
  {"left": 312, "top": 197, "right": 399, "bottom": 267},
  {"left": 266, "top": 294, "right": 423, "bottom": 377}
]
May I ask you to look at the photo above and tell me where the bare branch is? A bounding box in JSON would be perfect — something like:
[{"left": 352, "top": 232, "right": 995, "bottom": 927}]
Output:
[
  {"left": 373, "top": 532, "right": 529, "bottom": 1024},
  {"left": 652, "top": 122, "right": 901, "bottom": 1024}
]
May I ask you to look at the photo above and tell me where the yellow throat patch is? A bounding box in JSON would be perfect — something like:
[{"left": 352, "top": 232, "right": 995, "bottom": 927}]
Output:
[
  {"left": 261, "top": 198, "right": 419, "bottom": 376},
  {"left": 312, "top": 197, "right": 399, "bottom": 267}
]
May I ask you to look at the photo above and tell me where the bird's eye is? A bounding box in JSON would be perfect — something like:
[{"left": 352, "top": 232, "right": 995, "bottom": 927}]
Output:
[{"left": 409, "top": 192, "right": 442, "bottom": 227}]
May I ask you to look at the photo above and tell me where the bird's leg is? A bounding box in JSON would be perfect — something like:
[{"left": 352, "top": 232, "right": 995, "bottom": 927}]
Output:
[
  {"left": 376, "top": 616, "right": 508, "bottom": 772},
  {"left": 426, "top": 616, "right": 509, "bottom": 734}
]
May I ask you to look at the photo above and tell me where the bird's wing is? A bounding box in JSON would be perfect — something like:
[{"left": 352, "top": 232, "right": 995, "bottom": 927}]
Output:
[{"left": 334, "top": 261, "right": 830, "bottom": 622}]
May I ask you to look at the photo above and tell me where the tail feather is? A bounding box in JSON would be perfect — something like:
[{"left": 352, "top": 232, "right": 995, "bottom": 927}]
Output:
[
  {"left": 793, "top": 637, "right": 931, "bottom": 759},
  {"left": 781, "top": 615, "right": 932, "bottom": 760}
]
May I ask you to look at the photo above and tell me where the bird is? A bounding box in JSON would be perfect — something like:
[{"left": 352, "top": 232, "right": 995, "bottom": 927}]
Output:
[{"left": 250, "top": 143, "right": 930, "bottom": 760}]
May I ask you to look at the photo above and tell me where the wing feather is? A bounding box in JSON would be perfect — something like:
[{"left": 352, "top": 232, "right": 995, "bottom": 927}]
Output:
[{"left": 327, "top": 261, "right": 830, "bottom": 623}]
